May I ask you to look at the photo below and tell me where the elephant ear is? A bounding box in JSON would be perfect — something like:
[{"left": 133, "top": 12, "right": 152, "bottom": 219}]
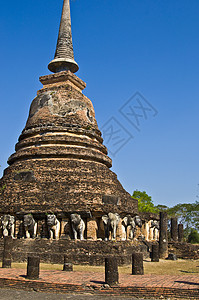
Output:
[
  {"left": 10, "top": 216, "right": 15, "bottom": 225},
  {"left": 102, "top": 215, "right": 109, "bottom": 224},
  {"left": 115, "top": 213, "right": 120, "bottom": 224},
  {"left": 122, "top": 216, "right": 128, "bottom": 226},
  {"left": 135, "top": 215, "right": 142, "bottom": 227}
]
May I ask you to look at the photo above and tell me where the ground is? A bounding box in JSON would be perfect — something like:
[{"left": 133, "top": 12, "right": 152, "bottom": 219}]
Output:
[
  {"left": 0, "top": 259, "right": 198, "bottom": 299},
  {"left": 7, "top": 259, "right": 199, "bottom": 275},
  {"left": 0, "top": 289, "right": 151, "bottom": 300}
]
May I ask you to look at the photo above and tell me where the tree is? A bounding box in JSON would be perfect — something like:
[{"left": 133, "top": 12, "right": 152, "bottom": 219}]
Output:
[
  {"left": 166, "top": 201, "right": 199, "bottom": 238},
  {"left": 187, "top": 229, "right": 199, "bottom": 244},
  {"left": 132, "top": 189, "right": 199, "bottom": 241},
  {"left": 132, "top": 190, "right": 159, "bottom": 213}
]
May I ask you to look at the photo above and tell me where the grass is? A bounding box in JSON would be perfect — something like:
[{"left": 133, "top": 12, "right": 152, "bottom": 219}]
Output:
[{"left": 3, "top": 259, "right": 199, "bottom": 276}]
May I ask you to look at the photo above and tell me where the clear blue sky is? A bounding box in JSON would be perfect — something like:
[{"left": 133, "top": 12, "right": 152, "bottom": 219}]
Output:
[{"left": 0, "top": 0, "right": 199, "bottom": 207}]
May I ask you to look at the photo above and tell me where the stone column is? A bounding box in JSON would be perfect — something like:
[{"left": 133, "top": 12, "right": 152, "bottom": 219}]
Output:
[
  {"left": 117, "top": 219, "right": 126, "bottom": 241},
  {"left": 60, "top": 219, "right": 71, "bottom": 239},
  {"left": 87, "top": 218, "right": 98, "bottom": 240},
  {"left": 105, "top": 257, "right": 118, "bottom": 286},
  {"left": 151, "top": 244, "right": 159, "bottom": 262},
  {"left": 63, "top": 256, "right": 73, "bottom": 271},
  {"left": 171, "top": 217, "right": 178, "bottom": 242},
  {"left": 143, "top": 221, "right": 149, "bottom": 241},
  {"left": 2, "top": 252, "right": 12, "bottom": 268},
  {"left": 27, "top": 256, "right": 40, "bottom": 279},
  {"left": 159, "top": 212, "right": 168, "bottom": 259},
  {"left": 2, "top": 236, "right": 13, "bottom": 268},
  {"left": 178, "top": 224, "right": 184, "bottom": 242},
  {"left": 149, "top": 221, "right": 154, "bottom": 240},
  {"left": 132, "top": 252, "right": 144, "bottom": 275}
]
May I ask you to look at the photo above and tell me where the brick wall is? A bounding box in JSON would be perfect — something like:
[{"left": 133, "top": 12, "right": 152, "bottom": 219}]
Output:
[
  {"left": 169, "top": 242, "right": 199, "bottom": 259},
  {"left": 2, "top": 239, "right": 149, "bottom": 266}
]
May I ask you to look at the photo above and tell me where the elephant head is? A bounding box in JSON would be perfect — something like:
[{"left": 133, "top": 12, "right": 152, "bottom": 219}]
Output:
[
  {"left": 47, "top": 214, "right": 57, "bottom": 227},
  {"left": 47, "top": 214, "right": 60, "bottom": 240},
  {"left": 134, "top": 215, "right": 142, "bottom": 228},
  {"left": 24, "top": 214, "right": 37, "bottom": 239},
  {"left": 150, "top": 220, "right": 159, "bottom": 230},
  {"left": 102, "top": 212, "right": 120, "bottom": 241},
  {"left": 123, "top": 215, "right": 135, "bottom": 228},
  {"left": 1, "top": 215, "right": 15, "bottom": 237},
  {"left": 71, "top": 213, "right": 81, "bottom": 226},
  {"left": 24, "top": 214, "right": 34, "bottom": 227},
  {"left": 70, "top": 213, "right": 85, "bottom": 240},
  {"left": 122, "top": 215, "right": 142, "bottom": 240}
]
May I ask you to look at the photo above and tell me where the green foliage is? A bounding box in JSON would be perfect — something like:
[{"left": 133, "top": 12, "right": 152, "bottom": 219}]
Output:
[
  {"left": 132, "top": 189, "right": 199, "bottom": 241},
  {"left": 156, "top": 204, "right": 168, "bottom": 212},
  {"left": 0, "top": 184, "right": 6, "bottom": 194},
  {"left": 132, "top": 190, "right": 159, "bottom": 213},
  {"left": 166, "top": 201, "right": 199, "bottom": 239},
  {"left": 187, "top": 229, "right": 199, "bottom": 244}
]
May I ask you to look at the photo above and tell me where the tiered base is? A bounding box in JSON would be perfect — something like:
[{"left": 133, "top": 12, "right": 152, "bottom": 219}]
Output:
[{"left": 0, "top": 158, "right": 137, "bottom": 215}]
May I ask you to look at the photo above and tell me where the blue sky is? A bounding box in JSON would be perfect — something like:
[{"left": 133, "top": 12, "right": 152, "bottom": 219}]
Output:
[{"left": 0, "top": 0, "right": 199, "bottom": 207}]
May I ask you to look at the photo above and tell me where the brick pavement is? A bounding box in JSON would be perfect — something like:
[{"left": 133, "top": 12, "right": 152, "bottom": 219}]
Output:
[{"left": 0, "top": 268, "right": 198, "bottom": 299}]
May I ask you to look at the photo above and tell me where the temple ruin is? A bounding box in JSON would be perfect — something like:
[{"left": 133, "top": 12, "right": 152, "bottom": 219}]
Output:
[{"left": 0, "top": 0, "right": 160, "bottom": 263}]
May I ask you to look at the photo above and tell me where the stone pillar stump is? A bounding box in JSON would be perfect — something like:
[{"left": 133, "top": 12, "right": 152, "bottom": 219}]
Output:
[
  {"left": 63, "top": 256, "right": 73, "bottom": 271},
  {"left": 2, "top": 252, "right": 11, "bottom": 268},
  {"left": 2, "top": 236, "right": 13, "bottom": 268},
  {"left": 132, "top": 252, "right": 144, "bottom": 275},
  {"left": 27, "top": 256, "right": 40, "bottom": 279},
  {"left": 105, "top": 257, "right": 118, "bottom": 286},
  {"left": 151, "top": 244, "right": 159, "bottom": 262}
]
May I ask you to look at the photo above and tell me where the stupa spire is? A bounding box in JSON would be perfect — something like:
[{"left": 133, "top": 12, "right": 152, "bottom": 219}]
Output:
[{"left": 48, "top": 0, "right": 79, "bottom": 73}]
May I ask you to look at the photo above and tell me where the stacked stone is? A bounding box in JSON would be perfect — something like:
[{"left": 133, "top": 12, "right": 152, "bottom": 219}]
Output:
[
  {"left": 178, "top": 224, "right": 184, "bottom": 242},
  {"left": 132, "top": 252, "right": 144, "bottom": 275},
  {"left": 171, "top": 217, "right": 178, "bottom": 242},
  {"left": 27, "top": 256, "right": 40, "bottom": 279},
  {"left": 159, "top": 212, "right": 168, "bottom": 259},
  {"left": 2, "top": 237, "right": 13, "bottom": 268},
  {"left": 0, "top": 70, "right": 137, "bottom": 216},
  {"left": 151, "top": 244, "right": 159, "bottom": 262},
  {"left": 0, "top": 0, "right": 138, "bottom": 228},
  {"left": 105, "top": 257, "right": 119, "bottom": 285}
]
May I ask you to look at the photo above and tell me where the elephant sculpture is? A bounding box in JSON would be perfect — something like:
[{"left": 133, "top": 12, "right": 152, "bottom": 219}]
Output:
[
  {"left": 150, "top": 220, "right": 159, "bottom": 240},
  {"left": 70, "top": 213, "right": 85, "bottom": 240},
  {"left": 122, "top": 215, "right": 142, "bottom": 240},
  {"left": 24, "top": 214, "right": 37, "bottom": 239},
  {"left": 0, "top": 215, "right": 15, "bottom": 238},
  {"left": 150, "top": 220, "right": 159, "bottom": 230},
  {"left": 102, "top": 212, "right": 120, "bottom": 241},
  {"left": 47, "top": 214, "right": 60, "bottom": 240}
]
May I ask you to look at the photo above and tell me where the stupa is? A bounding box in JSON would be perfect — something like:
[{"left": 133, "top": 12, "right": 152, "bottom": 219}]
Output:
[{"left": 0, "top": 0, "right": 137, "bottom": 227}]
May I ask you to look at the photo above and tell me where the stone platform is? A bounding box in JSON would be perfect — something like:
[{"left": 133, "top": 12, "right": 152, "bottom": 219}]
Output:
[
  {"left": 0, "top": 239, "right": 149, "bottom": 266},
  {"left": 0, "top": 268, "right": 198, "bottom": 299}
]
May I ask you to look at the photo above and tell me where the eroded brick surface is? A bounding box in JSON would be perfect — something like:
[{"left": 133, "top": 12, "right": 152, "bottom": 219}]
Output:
[
  {"left": 0, "top": 268, "right": 198, "bottom": 299},
  {"left": 0, "top": 71, "right": 137, "bottom": 216}
]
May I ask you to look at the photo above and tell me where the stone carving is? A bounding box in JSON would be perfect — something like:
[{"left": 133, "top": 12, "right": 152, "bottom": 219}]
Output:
[
  {"left": 151, "top": 220, "right": 159, "bottom": 230},
  {"left": 102, "top": 213, "right": 120, "bottom": 241},
  {"left": 122, "top": 215, "right": 142, "bottom": 240},
  {"left": 0, "top": 215, "right": 15, "bottom": 238},
  {"left": 24, "top": 214, "right": 37, "bottom": 239},
  {"left": 47, "top": 214, "right": 60, "bottom": 240},
  {"left": 150, "top": 220, "right": 159, "bottom": 240},
  {"left": 70, "top": 213, "right": 85, "bottom": 240}
]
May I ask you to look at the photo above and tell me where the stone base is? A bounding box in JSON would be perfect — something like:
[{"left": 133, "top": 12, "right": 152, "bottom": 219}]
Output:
[{"left": 0, "top": 239, "right": 149, "bottom": 266}]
